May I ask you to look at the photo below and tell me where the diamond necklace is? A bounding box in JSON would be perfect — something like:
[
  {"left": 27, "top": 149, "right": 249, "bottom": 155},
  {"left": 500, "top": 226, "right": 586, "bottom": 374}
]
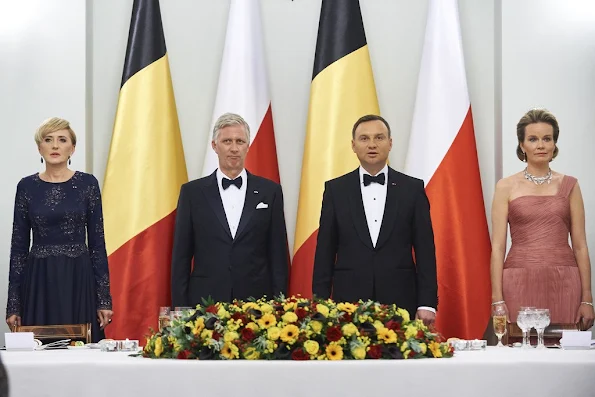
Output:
[{"left": 523, "top": 167, "right": 552, "bottom": 185}]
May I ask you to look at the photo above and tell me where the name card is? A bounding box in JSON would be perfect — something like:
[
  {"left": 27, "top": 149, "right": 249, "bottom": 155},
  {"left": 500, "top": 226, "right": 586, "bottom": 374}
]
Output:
[
  {"left": 5, "top": 332, "right": 35, "bottom": 351},
  {"left": 560, "top": 330, "right": 592, "bottom": 349}
]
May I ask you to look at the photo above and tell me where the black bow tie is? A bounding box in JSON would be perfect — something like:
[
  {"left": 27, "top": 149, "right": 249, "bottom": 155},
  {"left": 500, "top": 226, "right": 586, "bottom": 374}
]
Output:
[
  {"left": 363, "top": 173, "right": 385, "bottom": 186},
  {"left": 222, "top": 176, "right": 242, "bottom": 190}
]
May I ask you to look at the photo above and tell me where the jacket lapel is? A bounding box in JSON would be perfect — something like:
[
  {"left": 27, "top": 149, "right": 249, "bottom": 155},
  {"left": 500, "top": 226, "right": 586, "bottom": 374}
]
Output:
[
  {"left": 203, "top": 171, "right": 232, "bottom": 240},
  {"left": 376, "top": 168, "right": 400, "bottom": 249},
  {"left": 234, "top": 172, "right": 259, "bottom": 242},
  {"left": 347, "top": 169, "right": 374, "bottom": 250}
]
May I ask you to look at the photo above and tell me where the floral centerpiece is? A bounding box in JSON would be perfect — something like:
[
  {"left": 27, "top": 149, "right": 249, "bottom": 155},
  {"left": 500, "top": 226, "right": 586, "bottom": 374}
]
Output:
[{"left": 143, "top": 296, "right": 454, "bottom": 360}]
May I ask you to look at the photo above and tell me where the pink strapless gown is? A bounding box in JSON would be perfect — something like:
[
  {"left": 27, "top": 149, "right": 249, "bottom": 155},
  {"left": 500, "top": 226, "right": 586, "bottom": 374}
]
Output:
[{"left": 503, "top": 175, "right": 581, "bottom": 323}]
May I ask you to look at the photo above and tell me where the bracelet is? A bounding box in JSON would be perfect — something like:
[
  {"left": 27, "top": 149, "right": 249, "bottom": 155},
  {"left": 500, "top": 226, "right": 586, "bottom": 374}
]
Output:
[
  {"left": 491, "top": 300, "right": 505, "bottom": 306},
  {"left": 580, "top": 301, "right": 593, "bottom": 307}
]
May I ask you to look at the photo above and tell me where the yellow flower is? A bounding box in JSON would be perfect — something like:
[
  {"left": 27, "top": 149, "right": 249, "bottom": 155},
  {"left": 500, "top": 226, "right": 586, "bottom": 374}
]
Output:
[
  {"left": 304, "top": 340, "right": 319, "bottom": 355},
  {"left": 144, "top": 338, "right": 153, "bottom": 353},
  {"left": 221, "top": 342, "right": 239, "bottom": 359},
  {"left": 168, "top": 335, "right": 182, "bottom": 352},
  {"left": 282, "top": 312, "right": 298, "bottom": 323},
  {"left": 201, "top": 329, "right": 213, "bottom": 340},
  {"left": 267, "top": 327, "right": 281, "bottom": 341},
  {"left": 419, "top": 342, "right": 427, "bottom": 354},
  {"left": 260, "top": 303, "right": 274, "bottom": 314},
  {"left": 377, "top": 328, "right": 397, "bottom": 344},
  {"left": 337, "top": 302, "right": 357, "bottom": 314},
  {"left": 325, "top": 343, "right": 344, "bottom": 360},
  {"left": 401, "top": 341, "right": 409, "bottom": 352},
  {"left": 154, "top": 337, "right": 163, "bottom": 357},
  {"left": 341, "top": 323, "right": 358, "bottom": 337},
  {"left": 224, "top": 331, "right": 239, "bottom": 342},
  {"left": 243, "top": 347, "right": 261, "bottom": 360},
  {"left": 316, "top": 304, "right": 330, "bottom": 317},
  {"left": 258, "top": 313, "right": 277, "bottom": 329},
  {"left": 265, "top": 340, "right": 276, "bottom": 353},
  {"left": 405, "top": 325, "right": 418, "bottom": 340},
  {"left": 351, "top": 346, "right": 366, "bottom": 360},
  {"left": 403, "top": 349, "right": 411, "bottom": 359},
  {"left": 217, "top": 306, "right": 230, "bottom": 319},
  {"left": 429, "top": 341, "right": 442, "bottom": 358},
  {"left": 242, "top": 302, "right": 259, "bottom": 311},
  {"left": 329, "top": 309, "right": 338, "bottom": 318},
  {"left": 246, "top": 322, "right": 259, "bottom": 331},
  {"left": 359, "top": 314, "right": 369, "bottom": 322},
  {"left": 373, "top": 321, "right": 384, "bottom": 330},
  {"left": 192, "top": 317, "right": 205, "bottom": 336},
  {"left": 310, "top": 321, "right": 323, "bottom": 334},
  {"left": 280, "top": 324, "right": 300, "bottom": 344},
  {"left": 397, "top": 308, "right": 410, "bottom": 323},
  {"left": 283, "top": 301, "right": 297, "bottom": 311}
]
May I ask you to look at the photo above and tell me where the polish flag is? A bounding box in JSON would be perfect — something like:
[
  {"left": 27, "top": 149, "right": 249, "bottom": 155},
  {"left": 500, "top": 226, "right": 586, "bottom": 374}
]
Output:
[
  {"left": 405, "top": 0, "right": 491, "bottom": 340},
  {"left": 202, "top": 0, "right": 280, "bottom": 184}
]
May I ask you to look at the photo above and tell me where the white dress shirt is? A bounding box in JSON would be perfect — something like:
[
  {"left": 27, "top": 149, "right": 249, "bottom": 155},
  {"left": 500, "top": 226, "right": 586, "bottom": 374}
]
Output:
[
  {"left": 359, "top": 165, "right": 435, "bottom": 314},
  {"left": 216, "top": 168, "right": 247, "bottom": 238}
]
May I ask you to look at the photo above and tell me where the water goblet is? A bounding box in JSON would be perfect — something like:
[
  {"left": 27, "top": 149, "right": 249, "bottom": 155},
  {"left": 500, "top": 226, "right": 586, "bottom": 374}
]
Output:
[
  {"left": 534, "top": 309, "right": 550, "bottom": 349},
  {"left": 516, "top": 310, "right": 532, "bottom": 348}
]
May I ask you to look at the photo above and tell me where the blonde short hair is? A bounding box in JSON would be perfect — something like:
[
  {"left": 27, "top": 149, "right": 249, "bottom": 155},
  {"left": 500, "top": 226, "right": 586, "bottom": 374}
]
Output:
[
  {"left": 34, "top": 117, "right": 77, "bottom": 146},
  {"left": 212, "top": 113, "right": 250, "bottom": 142}
]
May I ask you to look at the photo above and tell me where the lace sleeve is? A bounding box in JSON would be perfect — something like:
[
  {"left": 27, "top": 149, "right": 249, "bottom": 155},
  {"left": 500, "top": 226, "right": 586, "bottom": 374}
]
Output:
[
  {"left": 6, "top": 180, "right": 31, "bottom": 318},
  {"left": 86, "top": 176, "right": 112, "bottom": 310}
]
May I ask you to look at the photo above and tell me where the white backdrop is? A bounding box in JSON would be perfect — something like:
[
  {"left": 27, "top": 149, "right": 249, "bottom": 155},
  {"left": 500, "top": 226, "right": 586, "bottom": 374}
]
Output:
[{"left": 0, "top": 0, "right": 593, "bottom": 343}]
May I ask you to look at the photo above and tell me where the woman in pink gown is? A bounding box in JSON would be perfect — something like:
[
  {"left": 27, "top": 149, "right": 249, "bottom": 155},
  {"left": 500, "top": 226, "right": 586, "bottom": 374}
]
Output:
[{"left": 490, "top": 109, "right": 594, "bottom": 330}]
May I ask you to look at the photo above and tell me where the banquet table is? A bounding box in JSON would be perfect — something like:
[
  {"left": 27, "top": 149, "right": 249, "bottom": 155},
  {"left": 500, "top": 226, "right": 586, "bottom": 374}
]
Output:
[{"left": 2, "top": 347, "right": 594, "bottom": 397}]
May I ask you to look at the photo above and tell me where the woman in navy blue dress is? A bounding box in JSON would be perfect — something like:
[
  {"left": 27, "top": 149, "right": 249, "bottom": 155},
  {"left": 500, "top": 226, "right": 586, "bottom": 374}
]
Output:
[{"left": 5, "top": 117, "right": 113, "bottom": 342}]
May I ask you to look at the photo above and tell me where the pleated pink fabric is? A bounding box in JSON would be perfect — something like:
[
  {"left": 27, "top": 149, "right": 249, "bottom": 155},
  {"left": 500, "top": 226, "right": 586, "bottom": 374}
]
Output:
[{"left": 503, "top": 175, "right": 581, "bottom": 323}]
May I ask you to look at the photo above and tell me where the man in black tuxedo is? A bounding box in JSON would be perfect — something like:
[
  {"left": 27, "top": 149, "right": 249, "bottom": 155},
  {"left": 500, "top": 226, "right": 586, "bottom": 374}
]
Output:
[
  {"left": 171, "top": 113, "right": 289, "bottom": 307},
  {"left": 312, "top": 114, "right": 438, "bottom": 324}
]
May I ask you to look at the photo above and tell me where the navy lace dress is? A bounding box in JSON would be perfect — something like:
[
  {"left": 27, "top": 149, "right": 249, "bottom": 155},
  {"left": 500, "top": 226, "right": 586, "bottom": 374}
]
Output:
[{"left": 6, "top": 172, "right": 112, "bottom": 342}]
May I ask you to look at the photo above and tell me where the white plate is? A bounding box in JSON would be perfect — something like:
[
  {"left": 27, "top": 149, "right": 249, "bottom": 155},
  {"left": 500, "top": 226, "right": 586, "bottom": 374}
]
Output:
[
  {"left": 86, "top": 343, "right": 101, "bottom": 349},
  {"left": 66, "top": 345, "right": 88, "bottom": 350}
]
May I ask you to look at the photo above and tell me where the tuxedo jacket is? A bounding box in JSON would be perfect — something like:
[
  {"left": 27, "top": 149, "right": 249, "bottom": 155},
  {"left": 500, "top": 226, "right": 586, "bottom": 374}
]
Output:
[
  {"left": 171, "top": 171, "right": 289, "bottom": 307},
  {"left": 312, "top": 167, "right": 438, "bottom": 316}
]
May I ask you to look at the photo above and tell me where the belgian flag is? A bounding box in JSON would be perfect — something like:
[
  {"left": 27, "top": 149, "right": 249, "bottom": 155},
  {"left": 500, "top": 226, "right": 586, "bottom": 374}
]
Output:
[
  {"left": 102, "top": 0, "right": 188, "bottom": 341},
  {"left": 290, "top": 0, "right": 380, "bottom": 297}
]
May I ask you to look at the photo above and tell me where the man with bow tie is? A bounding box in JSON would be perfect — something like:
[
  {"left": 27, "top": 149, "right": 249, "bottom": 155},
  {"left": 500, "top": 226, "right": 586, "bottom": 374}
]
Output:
[
  {"left": 171, "top": 113, "right": 289, "bottom": 308},
  {"left": 312, "top": 115, "right": 438, "bottom": 325}
]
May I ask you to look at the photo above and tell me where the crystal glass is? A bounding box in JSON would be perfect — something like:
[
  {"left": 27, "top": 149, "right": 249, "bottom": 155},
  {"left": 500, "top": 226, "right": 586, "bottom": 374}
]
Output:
[
  {"left": 516, "top": 310, "right": 532, "bottom": 348},
  {"left": 492, "top": 305, "right": 507, "bottom": 347},
  {"left": 533, "top": 309, "right": 551, "bottom": 349},
  {"left": 158, "top": 307, "right": 171, "bottom": 332}
]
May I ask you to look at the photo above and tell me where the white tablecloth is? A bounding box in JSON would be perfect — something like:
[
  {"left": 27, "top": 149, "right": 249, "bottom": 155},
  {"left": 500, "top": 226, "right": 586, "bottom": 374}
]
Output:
[{"left": 2, "top": 347, "right": 595, "bottom": 397}]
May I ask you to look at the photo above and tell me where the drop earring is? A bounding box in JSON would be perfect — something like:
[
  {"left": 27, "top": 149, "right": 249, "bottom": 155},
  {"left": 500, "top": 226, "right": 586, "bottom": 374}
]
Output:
[
  {"left": 68, "top": 156, "right": 71, "bottom": 165},
  {"left": 40, "top": 157, "right": 43, "bottom": 164},
  {"left": 523, "top": 152, "right": 527, "bottom": 162}
]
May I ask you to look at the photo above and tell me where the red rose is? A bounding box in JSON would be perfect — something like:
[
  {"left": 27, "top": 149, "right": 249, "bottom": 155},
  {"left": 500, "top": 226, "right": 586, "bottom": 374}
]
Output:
[
  {"left": 177, "top": 350, "right": 192, "bottom": 359},
  {"left": 367, "top": 345, "right": 382, "bottom": 359},
  {"left": 326, "top": 326, "right": 342, "bottom": 342},
  {"left": 241, "top": 328, "right": 255, "bottom": 341},
  {"left": 212, "top": 331, "right": 221, "bottom": 341},
  {"left": 340, "top": 312, "right": 353, "bottom": 323},
  {"left": 408, "top": 350, "right": 416, "bottom": 358},
  {"left": 231, "top": 312, "right": 243, "bottom": 321},
  {"left": 206, "top": 305, "right": 218, "bottom": 314},
  {"left": 416, "top": 330, "right": 425, "bottom": 339},
  {"left": 291, "top": 349, "right": 310, "bottom": 361},
  {"left": 295, "top": 307, "right": 308, "bottom": 320},
  {"left": 385, "top": 320, "right": 401, "bottom": 331}
]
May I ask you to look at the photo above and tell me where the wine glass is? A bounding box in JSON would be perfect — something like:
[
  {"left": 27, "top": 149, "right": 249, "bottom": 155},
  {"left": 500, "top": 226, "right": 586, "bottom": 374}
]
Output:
[
  {"left": 158, "top": 307, "right": 171, "bottom": 332},
  {"left": 492, "top": 304, "right": 507, "bottom": 347},
  {"left": 534, "top": 309, "right": 550, "bottom": 349}
]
